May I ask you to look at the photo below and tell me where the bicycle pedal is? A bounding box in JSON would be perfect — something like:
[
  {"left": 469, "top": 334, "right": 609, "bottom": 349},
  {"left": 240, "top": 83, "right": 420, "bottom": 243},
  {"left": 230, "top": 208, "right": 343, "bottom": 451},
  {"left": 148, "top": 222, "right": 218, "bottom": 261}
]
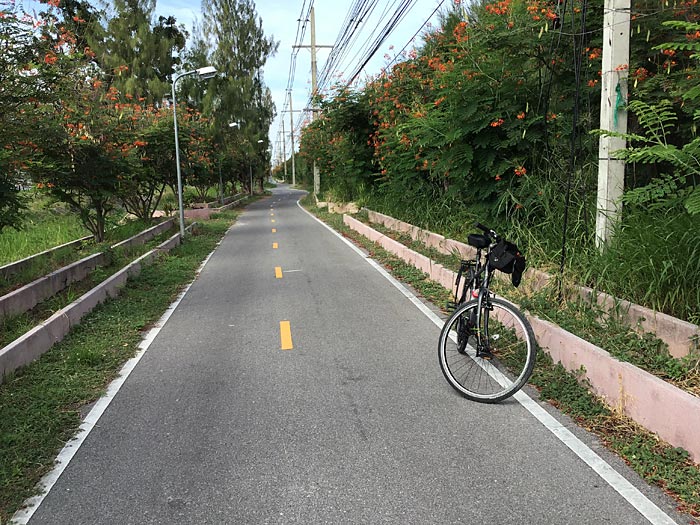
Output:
[{"left": 477, "top": 349, "right": 494, "bottom": 360}]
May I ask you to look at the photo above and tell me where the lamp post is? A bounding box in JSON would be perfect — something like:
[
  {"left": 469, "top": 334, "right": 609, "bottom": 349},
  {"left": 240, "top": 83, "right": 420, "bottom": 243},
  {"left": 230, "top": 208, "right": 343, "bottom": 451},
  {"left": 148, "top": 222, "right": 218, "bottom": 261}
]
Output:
[
  {"left": 218, "top": 122, "right": 239, "bottom": 205},
  {"left": 171, "top": 65, "right": 217, "bottom": 238},
  {"left": 251, "top": 139, "right": 263, "bottom": 195}
]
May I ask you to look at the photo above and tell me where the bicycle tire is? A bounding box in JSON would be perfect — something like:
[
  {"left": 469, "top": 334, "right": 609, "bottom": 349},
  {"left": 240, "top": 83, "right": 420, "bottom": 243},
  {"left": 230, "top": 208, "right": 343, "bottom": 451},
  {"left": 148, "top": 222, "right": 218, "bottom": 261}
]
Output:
[{"left": 438, "top": 297, "right": 537, "bottom": 403}]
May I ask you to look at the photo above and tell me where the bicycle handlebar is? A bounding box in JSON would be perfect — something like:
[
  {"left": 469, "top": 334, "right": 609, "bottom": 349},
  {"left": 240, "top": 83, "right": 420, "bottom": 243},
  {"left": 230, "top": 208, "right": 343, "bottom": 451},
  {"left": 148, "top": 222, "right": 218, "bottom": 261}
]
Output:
[{"left": 474, "top": 222, "right": 500, "bottom": 242}]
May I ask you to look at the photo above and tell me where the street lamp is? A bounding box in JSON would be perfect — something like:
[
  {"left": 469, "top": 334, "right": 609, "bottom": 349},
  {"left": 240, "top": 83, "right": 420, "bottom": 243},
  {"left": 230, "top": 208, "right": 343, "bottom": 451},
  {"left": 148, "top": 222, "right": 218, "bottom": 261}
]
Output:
[
  {"left": 171, "top": 65, "right": 217, "bottom": 238},
  {"left": 250, "top": 139, "right": 264, "bottom": 195}
]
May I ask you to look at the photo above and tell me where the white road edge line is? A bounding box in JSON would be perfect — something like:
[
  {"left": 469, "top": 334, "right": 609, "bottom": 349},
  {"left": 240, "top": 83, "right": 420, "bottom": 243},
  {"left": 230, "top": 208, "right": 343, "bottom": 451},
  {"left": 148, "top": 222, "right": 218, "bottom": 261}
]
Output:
[
  {"left": 297, "top": 199, "right": 678, "bottom": 525},
  {"left": 10, "top": 249, "right": 219, "bottom": 525}
]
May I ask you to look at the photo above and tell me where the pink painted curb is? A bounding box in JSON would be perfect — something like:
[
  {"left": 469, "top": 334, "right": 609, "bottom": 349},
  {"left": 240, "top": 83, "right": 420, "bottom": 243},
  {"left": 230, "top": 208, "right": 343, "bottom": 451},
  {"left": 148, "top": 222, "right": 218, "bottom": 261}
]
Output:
[
  {"left": 0, "top": 229, "right": 187, "bottom": 384},
  {"left": 365, "top": 209, "right": 699, "bottom": 358},
  {"left": 345, "top": 214, "right": 700, "bottom": 462}
]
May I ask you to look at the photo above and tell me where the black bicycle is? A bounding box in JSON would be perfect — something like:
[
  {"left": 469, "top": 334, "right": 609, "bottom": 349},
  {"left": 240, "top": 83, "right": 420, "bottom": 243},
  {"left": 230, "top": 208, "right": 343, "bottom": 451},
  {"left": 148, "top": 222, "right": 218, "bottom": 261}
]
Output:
[{"left": 438, "top": 223, "right": 537, "bottom": 403}]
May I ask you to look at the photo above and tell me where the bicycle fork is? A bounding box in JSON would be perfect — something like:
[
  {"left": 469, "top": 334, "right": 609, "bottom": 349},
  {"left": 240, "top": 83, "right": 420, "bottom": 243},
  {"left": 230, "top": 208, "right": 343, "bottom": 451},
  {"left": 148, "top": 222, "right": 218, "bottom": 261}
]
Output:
[{"left": 475, "top": 291, "right": 494, "bottom": 360}]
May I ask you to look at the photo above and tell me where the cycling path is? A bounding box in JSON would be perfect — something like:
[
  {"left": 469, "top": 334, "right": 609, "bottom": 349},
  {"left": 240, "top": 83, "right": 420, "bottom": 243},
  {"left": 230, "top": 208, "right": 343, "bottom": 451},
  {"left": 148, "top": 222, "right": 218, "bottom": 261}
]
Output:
[{"left": 17, "top": 185, "right": 688, "bottom": 524}]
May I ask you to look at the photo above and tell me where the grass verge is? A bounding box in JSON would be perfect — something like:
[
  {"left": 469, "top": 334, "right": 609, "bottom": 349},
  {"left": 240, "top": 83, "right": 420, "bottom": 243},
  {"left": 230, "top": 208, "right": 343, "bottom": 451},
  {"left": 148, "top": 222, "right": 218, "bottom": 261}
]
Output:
[
  {"left": 0, "top": 210, "right": 239, "bottom": 522},
  {"left": 301, "top": 196, "right": 700, "bottom": 519}
]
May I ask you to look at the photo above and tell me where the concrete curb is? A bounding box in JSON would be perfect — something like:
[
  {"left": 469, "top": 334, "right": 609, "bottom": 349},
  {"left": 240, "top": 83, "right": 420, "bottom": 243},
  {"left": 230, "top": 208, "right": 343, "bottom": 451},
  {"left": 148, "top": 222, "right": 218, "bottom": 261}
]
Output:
[
  {"left": 1, "top": 219, "right": 176, "bottom": 322},
  {"left": 365, "top": 209, "right": 699, "bottom": 358},
  {"left": 344, "top": 214, "right": 700, "bottom": 462},
  {"left": 0, "top": 253, "right": 106, "bottom": 321},
  {"left": 0, "top": 235, "right": 93, "bottom": 280},
  {"left": 110, "top": 218, "right": 175, "bottom": 250},
  {"left": 0, "top": 230, "right": 183, "bottom": 384},
  {"left": 185, "top": 196, "right": 248, "bottom": 219}
]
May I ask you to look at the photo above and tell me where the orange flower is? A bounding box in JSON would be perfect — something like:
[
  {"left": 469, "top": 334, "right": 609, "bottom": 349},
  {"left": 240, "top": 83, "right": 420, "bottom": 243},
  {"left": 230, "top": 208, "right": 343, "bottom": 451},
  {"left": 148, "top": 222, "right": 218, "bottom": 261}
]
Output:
[
  {"left": 514, "top": 166, "right": 526, "bottom": 176},
  {"left": 490, "top": 118, "right": 504, "bottom": 127},
  {"left": 517, "top": 112, "right": 525, "bottom": 120}
]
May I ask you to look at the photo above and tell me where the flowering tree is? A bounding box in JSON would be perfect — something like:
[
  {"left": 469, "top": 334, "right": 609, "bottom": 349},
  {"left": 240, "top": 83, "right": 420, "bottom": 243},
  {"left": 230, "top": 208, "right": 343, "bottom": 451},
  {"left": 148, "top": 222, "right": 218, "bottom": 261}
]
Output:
[{"left": 0, "top": 1, "right": 67, "bottom": 231}]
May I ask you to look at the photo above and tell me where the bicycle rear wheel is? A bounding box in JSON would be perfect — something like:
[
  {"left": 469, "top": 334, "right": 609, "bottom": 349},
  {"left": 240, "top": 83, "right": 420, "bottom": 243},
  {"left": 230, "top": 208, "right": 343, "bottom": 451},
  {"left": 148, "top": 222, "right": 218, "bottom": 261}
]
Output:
[{"left": 438, "top": 297, "right": 537, "bottom": 403}]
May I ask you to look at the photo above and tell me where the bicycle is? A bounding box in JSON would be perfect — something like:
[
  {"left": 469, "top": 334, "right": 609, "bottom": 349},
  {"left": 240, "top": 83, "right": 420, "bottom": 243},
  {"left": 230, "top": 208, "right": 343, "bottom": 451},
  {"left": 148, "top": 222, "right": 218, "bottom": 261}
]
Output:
[{"left": 438, "top": 223, "right": 537, "bottom": 403}]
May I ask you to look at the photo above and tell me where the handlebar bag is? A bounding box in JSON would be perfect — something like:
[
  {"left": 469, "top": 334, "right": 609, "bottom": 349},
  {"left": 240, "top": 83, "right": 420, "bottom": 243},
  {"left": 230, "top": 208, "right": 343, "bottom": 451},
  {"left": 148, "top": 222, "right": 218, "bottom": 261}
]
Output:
[{"left": 489, "top": 239, "right": 526, "bottom": 287}]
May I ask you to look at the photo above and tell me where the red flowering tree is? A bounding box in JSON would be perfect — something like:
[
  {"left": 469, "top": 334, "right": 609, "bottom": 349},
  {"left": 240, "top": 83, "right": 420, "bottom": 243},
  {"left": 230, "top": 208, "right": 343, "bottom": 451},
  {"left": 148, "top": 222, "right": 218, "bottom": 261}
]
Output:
[{"left": 32, "top": 78, "right": 142, "bottom": 241}]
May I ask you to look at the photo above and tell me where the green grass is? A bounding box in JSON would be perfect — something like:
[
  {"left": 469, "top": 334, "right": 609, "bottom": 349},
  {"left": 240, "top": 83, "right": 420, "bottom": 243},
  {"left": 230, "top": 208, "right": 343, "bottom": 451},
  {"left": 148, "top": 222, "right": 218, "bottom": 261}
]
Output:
[
  {"left": 0, "top": 226, "right": 178, "bottom": 348},
  {"left": 0, "top": 211, "right": 239, "bottom": 522},
  {"left": 364, "top": 187, "right": 700, "bottom": 325},
  {"left": 0, "top": 217, "right": 176, "bottom": 297},
  {"left": 301, "top": 194, "right": 700, "bottom": 519},
  {"left": 0, "top": 211, "right": 89, "bottom": 266}
]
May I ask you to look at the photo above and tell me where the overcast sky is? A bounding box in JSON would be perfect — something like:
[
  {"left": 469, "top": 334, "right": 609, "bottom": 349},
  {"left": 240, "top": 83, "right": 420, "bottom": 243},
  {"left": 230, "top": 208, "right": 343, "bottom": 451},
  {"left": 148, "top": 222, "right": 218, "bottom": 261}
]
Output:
[{"left": 154, "top": 0, "right": 449, "bottom": 159}]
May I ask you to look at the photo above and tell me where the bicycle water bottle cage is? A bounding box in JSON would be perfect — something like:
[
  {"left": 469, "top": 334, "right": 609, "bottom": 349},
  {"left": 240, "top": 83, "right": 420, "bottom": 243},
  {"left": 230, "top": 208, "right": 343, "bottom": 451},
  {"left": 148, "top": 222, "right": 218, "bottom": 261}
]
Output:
[{"left": 467, "top": 234, "right": 490, "bottom": 249}]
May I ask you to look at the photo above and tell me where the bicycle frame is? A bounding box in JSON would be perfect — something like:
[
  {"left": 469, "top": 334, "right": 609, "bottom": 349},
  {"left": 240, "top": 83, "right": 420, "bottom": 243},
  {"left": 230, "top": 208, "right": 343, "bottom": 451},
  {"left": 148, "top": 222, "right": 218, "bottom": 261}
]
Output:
[{"left": 453, "top": 234, "right": 499, "bottom": 358}]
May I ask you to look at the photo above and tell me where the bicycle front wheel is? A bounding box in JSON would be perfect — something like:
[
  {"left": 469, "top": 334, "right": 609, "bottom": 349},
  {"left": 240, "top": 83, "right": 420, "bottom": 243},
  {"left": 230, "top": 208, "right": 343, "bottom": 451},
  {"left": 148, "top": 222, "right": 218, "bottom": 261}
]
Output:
[{"left": 438, "top": 297, "right": 537, "bottom": 403}]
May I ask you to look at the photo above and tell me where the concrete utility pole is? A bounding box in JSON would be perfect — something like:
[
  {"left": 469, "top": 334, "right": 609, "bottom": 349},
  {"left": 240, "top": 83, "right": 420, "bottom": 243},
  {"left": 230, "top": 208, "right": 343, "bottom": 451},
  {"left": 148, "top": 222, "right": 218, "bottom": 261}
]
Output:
[
  {"left": 595, "top": 0, "right": 630, "bottom": 248},
  {"left": 310, "top": 7, "right": 320, "bottom": 196},
  {"left": 289, "top": 91, "right": 297, "bottom": 186},
  {"left": 281, "top": 118, "right": 287, "bottom": 181},
  {"left": 294, "top": 6, "right": 333, "bottom": 197}
]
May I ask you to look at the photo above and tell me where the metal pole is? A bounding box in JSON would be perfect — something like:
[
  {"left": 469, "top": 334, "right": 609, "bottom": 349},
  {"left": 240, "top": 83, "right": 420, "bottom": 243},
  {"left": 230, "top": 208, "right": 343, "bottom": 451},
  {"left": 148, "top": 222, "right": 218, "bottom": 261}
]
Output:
[
  {"left": 172, "top": 78, "right": 186, "bottom": 238},
  {"left": 219, "top": 160, "right": 224, "bottom": 205},
  {"left": 249, "top": 162, "right": 253, "bottom": 195}
]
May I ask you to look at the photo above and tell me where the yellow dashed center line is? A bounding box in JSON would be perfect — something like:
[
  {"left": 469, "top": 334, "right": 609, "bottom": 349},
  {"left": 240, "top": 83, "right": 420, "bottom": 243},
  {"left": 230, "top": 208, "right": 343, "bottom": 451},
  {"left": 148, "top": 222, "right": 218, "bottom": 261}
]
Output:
[
  {"left": 273, "top": 242, "right": 278, "bottom": 249},
  {"left": 275, "top": 266, "right": 283, "bottom": 279},
  {"left": 271, "top": 219, "right": 275, "bottom": 223},
  {"left": 272, "top": 228, "right": 276, "bottom": 233},
  {"left": 280, "top": 321, "right": 293, "bottom": 350}
]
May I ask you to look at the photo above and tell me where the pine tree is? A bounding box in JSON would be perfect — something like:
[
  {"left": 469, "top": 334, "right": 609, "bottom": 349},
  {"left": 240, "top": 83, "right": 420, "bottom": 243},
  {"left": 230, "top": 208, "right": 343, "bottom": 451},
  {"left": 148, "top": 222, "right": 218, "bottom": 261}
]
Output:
[
  {"left": 97, "top": 0, "right": 187, "bottom": 103},
  {"left": 201, "top": 0, "right": 278, "bottom": 191}
]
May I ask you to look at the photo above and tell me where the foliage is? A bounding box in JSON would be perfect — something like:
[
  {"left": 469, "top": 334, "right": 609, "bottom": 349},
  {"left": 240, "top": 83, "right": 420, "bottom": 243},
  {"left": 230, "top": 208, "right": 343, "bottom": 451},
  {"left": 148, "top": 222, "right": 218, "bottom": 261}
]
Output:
[
  {"left": 0, "top": 0, "right": 276, "bottom": 240},
  {"left": 294, "top": 0, "right": 700, "bottom": 321},
  {"left": 201, "top": 0, "right": 278, "bottom": 193},
  {"left": 0, "top": 0, "right": 63, "bottom": 232},
  {"left": 298, "top": 86, "right": 378, "bottom": 202},
  {"left": 91, "top": 0, "right": 187, "bottom": 103}
]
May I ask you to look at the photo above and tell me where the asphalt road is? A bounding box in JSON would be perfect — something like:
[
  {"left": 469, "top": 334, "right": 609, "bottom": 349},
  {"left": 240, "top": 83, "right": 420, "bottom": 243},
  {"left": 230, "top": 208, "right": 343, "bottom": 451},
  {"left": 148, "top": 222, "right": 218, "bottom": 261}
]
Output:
[{"left": 19, "top": 185, "right": 688, "bottom": 524}]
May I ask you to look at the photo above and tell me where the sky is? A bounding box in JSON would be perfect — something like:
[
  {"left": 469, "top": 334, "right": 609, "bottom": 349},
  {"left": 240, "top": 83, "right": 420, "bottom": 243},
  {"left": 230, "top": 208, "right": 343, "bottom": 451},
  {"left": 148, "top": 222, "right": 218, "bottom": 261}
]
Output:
[{"left": 154, "top": 0, "right": 451, "bottom": 161}]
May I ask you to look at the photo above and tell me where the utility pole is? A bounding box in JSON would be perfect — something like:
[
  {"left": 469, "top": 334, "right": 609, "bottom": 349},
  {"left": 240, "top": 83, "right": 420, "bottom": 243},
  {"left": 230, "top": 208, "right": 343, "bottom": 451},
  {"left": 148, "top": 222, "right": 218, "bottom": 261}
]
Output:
[
  {"left": 281, "top": 118, "right": 287, "bottom": 181},
  {"left": 289, "top": 91, "right": 297, "bottom": 186},
  {"left": 595, "top": 0, "right": 630, "bottom": 248},
  {"left": 293, "top": 6, "right": 333, "bottom": 197},
  {"left": 310, "top": 7, "right": 320, "bottom": 196}
]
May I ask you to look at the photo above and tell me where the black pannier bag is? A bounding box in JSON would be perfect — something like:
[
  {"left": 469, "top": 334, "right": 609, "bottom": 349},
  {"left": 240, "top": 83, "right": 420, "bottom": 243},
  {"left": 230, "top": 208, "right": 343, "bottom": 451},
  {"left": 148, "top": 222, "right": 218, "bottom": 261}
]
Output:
[{"left": 488, "top": 239, "right": 526, "bottom": 287}]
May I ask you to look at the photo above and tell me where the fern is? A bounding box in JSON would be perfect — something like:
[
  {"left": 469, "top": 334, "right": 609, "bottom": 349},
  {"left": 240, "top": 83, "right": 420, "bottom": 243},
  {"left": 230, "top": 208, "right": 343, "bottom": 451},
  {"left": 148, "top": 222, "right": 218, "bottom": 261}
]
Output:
[
  {"left": 627, "top": 100, "right": 677, "bottom": 145},
  {"left": 597, "top": 99, "right": 699, "bottom": 213},
  {"left": 685, "top": 186, "right": 700, "bottom": 215}
]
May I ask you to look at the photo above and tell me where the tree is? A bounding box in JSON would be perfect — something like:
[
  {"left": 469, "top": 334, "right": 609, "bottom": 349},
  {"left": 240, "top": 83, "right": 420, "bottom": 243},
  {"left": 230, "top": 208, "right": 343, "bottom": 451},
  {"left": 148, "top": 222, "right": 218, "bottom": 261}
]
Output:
[
  {"left": 0, "top": 0, "right": 88, "bottom": 231},
  {"left": 201, "top": 0, "right": 278, "bottom": 190},
  {"left": 97, "top": 0, "right": 187, "bottom": 103},
  {"left": 33, "top": 79, "right": 139, "bottom": 242}
]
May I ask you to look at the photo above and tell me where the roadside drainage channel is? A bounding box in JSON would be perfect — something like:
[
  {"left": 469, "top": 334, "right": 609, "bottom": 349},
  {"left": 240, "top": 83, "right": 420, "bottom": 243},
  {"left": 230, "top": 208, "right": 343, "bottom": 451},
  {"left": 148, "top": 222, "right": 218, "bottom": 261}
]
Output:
[{"left": 344, "top": 214, "right": 700, "bottom": 463}]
